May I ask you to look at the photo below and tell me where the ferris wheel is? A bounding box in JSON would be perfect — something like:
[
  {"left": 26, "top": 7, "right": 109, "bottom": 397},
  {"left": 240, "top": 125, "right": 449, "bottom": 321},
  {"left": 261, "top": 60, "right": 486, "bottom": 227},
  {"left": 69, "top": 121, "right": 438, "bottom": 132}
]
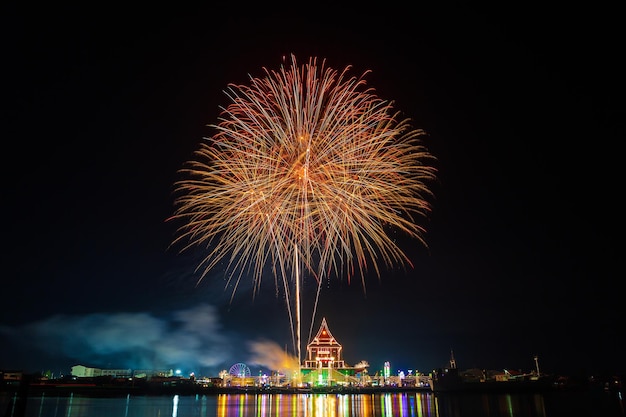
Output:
[{"left": 229, "top": 362, "right": 251, "bottom": 378}]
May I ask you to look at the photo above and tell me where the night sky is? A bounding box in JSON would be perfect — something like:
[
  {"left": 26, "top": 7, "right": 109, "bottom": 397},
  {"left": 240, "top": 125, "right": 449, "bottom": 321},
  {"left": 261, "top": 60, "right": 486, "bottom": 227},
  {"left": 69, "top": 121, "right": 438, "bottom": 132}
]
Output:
[{"left": 1, "top": 5, "right": 622, "bottom": 379}]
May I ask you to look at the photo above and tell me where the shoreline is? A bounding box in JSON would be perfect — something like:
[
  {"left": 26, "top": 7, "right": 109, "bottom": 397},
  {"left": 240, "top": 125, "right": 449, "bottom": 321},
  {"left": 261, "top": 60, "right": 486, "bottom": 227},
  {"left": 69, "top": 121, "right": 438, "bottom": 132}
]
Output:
[
  {"left": 1, "top": 374, "right": 610, "bottom": 397},
  {"left": 1, "top": 382, "right": 433, "bottom": 397}
]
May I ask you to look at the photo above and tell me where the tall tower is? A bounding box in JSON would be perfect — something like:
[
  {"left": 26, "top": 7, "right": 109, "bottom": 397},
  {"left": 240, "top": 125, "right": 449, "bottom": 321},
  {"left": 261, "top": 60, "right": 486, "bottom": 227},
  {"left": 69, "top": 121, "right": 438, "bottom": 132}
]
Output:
[{"left": 449, "top": 349, "right": 457, "bottom": 369}]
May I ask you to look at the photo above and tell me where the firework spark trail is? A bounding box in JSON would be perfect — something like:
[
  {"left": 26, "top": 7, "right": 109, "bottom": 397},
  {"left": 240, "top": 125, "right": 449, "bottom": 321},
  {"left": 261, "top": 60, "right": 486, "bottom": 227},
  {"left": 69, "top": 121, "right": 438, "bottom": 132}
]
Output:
[{"left": 171, "top": 54, "right": 436, "bottom": 362}]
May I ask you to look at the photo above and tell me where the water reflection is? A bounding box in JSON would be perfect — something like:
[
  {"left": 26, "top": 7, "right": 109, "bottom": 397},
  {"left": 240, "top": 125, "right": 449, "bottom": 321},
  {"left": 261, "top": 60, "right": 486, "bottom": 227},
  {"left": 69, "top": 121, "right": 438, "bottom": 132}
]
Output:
[
  {"left": 216, "top": 392, "right": 451, "bottom": 417},
  {"left": 214, "top": 392, "right": 551, "bottom": 417},
  {"left": 2, "top": 389, "right": 624, "bottom": 417}
]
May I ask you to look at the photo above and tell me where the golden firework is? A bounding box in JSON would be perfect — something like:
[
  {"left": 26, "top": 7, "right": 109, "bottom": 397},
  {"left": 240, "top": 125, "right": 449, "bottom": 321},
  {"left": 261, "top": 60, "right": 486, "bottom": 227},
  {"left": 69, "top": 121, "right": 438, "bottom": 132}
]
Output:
[{"left": 171, "top": 54, "right": 436, "bottom": 359}]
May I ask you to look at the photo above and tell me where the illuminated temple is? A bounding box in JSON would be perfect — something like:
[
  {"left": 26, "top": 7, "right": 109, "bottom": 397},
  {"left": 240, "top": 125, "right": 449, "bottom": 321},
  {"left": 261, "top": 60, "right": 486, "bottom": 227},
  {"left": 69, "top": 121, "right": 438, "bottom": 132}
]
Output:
[{"left": 300, "top": 317, "right": 367, "bottom": 387}]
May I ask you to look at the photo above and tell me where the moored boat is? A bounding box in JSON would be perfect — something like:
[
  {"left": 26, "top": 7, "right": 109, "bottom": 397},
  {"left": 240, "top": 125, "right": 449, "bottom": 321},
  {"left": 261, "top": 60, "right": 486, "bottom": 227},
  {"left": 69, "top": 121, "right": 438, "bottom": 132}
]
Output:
[
  {"left": 429, "top": 368, "right": 555, "bottom": 393},
  {"left": 429, "top": 352, "right": 556, "bottom": 394}
]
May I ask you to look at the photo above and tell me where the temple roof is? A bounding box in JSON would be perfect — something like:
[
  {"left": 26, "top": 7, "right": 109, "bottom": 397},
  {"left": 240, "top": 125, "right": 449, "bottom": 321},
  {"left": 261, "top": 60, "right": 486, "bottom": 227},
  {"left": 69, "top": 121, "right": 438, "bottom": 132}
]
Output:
[{"left": 310, "top": 317, "right": 340, "bottom": 346}]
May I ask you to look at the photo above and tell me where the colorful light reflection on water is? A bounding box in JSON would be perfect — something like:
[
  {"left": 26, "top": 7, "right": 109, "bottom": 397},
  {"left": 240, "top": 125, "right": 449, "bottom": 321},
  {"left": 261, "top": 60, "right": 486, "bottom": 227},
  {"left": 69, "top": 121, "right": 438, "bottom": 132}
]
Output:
[
  {"left": 216, "top": 392, "right": 439, "bottom": 417},
  {"left": 3, "top": 389, "right": 624, "bottom": 417}
]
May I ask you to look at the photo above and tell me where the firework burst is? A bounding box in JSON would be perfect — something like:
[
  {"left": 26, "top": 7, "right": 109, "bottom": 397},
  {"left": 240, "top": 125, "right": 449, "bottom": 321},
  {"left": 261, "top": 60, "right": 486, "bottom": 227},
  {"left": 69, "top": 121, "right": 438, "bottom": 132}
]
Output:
[{"left": 171, "top": 54, "right": 436, "bottom": 358}]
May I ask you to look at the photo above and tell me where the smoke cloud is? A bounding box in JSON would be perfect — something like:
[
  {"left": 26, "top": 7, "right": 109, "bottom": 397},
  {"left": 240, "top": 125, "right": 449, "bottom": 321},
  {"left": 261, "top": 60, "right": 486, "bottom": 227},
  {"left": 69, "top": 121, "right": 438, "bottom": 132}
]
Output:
[
  {"left": 0, "top": 303, "right": 286, "bottom": 375},
  {"left": 247, "top": 339, "right": 300, "bottom": 374}
]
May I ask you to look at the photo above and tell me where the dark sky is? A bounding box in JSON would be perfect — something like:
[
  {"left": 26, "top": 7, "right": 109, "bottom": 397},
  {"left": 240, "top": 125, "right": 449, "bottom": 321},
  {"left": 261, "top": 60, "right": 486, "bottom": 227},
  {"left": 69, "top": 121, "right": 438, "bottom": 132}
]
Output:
[{"left": 1, "top": 4, "right": 622, "bottom": 379}]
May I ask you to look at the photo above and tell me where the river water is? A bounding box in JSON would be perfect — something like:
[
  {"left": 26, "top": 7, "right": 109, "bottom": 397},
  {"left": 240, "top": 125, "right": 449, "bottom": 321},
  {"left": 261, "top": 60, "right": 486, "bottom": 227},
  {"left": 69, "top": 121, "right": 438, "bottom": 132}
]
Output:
[{"left": 1, "top": 389, "right": 624, "bottom": 417}]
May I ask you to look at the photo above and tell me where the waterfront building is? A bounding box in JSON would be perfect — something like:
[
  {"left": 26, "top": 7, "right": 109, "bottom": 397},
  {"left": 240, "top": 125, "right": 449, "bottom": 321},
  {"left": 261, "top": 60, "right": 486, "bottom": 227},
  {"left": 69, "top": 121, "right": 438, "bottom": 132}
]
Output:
[
  {"left": 300, "top": 317, "right": 368, "bottom": 387},
  {"left": 71, "top": 365, "right": 132, "bottom": 378},
  {"left": 70, "top": 365, "right": 171, "bottom": 379}
]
